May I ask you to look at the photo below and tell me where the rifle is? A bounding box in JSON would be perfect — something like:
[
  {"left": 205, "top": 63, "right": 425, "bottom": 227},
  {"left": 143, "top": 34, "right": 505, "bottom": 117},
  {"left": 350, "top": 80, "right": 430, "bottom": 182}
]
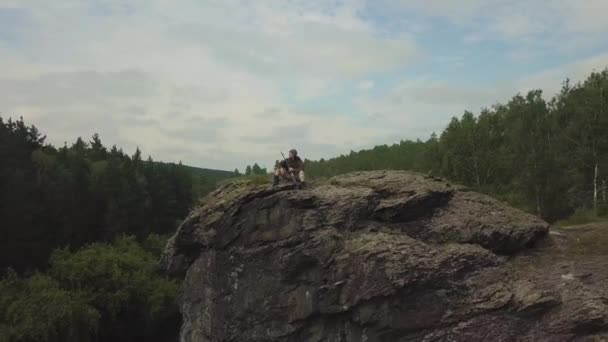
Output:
[{"left": 280, "top": 151, "right": 298, "bottom": 185}]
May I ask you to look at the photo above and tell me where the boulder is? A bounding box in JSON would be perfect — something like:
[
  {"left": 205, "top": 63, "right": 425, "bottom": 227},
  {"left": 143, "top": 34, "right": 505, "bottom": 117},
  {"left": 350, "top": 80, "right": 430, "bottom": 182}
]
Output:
[{"left": 162, "top": 171, "right": 608, "bottom": 341}]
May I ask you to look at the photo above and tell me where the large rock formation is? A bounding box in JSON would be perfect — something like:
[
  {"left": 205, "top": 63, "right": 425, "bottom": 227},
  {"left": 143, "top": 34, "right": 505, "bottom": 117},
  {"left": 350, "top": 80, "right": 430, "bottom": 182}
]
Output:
[{"left": 162, "top": 171, "right": 608, "bottom": 341}]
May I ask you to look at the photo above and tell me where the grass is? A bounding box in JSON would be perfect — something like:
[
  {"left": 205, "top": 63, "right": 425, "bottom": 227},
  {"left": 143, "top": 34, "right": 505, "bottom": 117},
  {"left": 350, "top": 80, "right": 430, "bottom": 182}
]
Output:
[
  {"left": 560, "top": 223, "right": 608, "bottom": 256},
  {"left": 555, "top": 208, "right": 608, "bottom": 228},
  {"left": 217, "top": 174, "right": 271, "bottom": 187},
  {"left": 197, "top": 174, "right": 271, "bottom": 207}
]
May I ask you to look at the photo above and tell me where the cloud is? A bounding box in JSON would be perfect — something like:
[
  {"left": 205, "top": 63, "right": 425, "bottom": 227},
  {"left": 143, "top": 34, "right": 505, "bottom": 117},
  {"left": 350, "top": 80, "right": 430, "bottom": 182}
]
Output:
[
  {"left": 516, "top": 52, "right": 608, "bottom": 97},
  {"left": 171, "top": 85, "right": 229, "bottom": 105},
  {"left": 0, "top": 69, "right": 160, "bottom": 151},
  {"left": 0, "top": 0, "right": 423, "bottom": 170},
  {"left": 1, "top": 0, "right": 607, "bottom": 171},
  {"left": 357, "top": 80, "right": 375, "bottom": 90},
  {"left": 167, "top": 1, "right": 419, "bottom": 83},
  {"left": 253, "top": 107, "right": 283, "bottom": 119},
  {"left": 162, "top": 117, "right": 228, "bottom": 143},
  {"left": 383, "top": 0, "right": 608, "bottom": 51},
  {"left": 0, "top": 70, "right": 156, "bottom": 108},
  {"left": 244, "top": 122, "right": 312, "bottom": 144},
  {"left": 356, "top": 50, "right": 608, "bottom": 141},
  {"left": 434, "top": 55, "right": 465, "bottom": 67}
]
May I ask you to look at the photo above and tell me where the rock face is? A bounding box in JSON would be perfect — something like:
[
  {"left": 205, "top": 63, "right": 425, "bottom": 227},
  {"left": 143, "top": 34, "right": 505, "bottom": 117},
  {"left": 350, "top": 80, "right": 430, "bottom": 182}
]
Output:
[{"left": 162, "top": 171, "right": 608, "bottom": 342}]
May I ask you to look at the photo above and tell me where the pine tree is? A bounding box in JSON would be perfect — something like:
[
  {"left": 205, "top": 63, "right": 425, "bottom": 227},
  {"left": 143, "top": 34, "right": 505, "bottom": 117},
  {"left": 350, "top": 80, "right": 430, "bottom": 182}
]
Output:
[{"left": 89, "top": 133, "right": 107, "bottom": 161}]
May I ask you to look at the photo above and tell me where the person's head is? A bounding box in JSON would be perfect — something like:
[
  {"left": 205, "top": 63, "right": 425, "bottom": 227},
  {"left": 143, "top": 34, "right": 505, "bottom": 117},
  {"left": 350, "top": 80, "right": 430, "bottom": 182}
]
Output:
[{"left": 289, "top": 149, "right": 297, "bottom": 158}]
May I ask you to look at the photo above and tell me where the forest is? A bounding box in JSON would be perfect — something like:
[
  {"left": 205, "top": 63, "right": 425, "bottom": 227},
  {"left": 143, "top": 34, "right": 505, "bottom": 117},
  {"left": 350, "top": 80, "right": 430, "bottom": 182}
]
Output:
[
  {"left": 0, "top": 119, "right": 235, "bottom": 273},
  {"left": 0, "top": 119, "right": 235, "bottom": 341},
  {"left": 304, "top": 68, "right": 608, "bottom": 222}
]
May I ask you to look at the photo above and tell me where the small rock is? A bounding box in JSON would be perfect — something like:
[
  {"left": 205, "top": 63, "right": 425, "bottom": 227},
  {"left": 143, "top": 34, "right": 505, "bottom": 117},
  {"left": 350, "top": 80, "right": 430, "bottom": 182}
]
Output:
[{"left": 561, "top": 273, "right": 575, "bottom": 281}]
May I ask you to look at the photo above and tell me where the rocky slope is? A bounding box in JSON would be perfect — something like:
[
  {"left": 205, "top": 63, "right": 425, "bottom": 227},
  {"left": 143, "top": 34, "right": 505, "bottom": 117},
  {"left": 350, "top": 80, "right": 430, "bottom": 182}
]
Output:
[{"left": 162, "top": 171, "right": 608, "bottom": 342}]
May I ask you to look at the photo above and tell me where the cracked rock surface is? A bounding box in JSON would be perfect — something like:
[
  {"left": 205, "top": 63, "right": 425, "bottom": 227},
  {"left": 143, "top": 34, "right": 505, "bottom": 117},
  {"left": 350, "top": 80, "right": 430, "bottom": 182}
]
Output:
[{"left": 162, "top": 171, "right": 608, "bottom": 342}]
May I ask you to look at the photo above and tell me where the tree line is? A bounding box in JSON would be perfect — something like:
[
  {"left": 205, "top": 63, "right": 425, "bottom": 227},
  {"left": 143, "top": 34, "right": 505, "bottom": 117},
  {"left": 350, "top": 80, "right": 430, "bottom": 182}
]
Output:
[
  {"left": 304, "top": 68, "right": 608, "bottom": 222},
  {"left": 0, "top": 117, "right": 233, "bottom": 273},
  {"left": 0, "top": 118, "right": 241, "bottom": 341},
  {"left": 0, "top": 234, "right": 180, "bottom": 342},
  {"left": 237, "top": 163, "right": 268, "bottom": 176}
]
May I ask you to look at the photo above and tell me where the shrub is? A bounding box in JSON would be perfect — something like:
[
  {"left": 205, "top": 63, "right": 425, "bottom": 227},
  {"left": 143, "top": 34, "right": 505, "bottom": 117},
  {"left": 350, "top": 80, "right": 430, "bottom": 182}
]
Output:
[
  {"left": 0, "top": 234, "right": 180, "bottom": 342},
  {"left": 48, "top": 235, "right": 180, "bottom": 341},
  {"left": 0, "top": 270, "right": 99, "bottom": 342},
  {"left": 556, "top": 208, "right": 607, "bottom": 227}
]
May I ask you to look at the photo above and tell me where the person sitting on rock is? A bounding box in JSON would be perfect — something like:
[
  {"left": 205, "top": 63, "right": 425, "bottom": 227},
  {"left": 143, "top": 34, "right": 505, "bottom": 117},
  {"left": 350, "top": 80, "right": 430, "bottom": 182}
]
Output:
[{"left": 273, "top": 149, "right": 305, "bottom": 187}]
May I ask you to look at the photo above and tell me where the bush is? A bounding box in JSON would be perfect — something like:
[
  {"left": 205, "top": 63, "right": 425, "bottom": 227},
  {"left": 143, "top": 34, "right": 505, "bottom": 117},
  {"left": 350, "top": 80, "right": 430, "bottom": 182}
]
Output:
[
  {"left": 218, "top": 174, "right": 270, "bottom": 187},
  {"left": 598, "top": 202, "right": 608, "bottom": 217},
  {"left": 0, "top": 234, "right": 180, "bottom": 342},
  {"left": 556, "top": 207, "right": 607, "bottom": 227},
  {"left": 142, "top": 233, "right": 173, "bottom": 256},
  {"left": 0, "top": 271, "right": 100, "bottom": 342},
  {"left": 49, "top": 235, "right": 180, "bottom": 341}
]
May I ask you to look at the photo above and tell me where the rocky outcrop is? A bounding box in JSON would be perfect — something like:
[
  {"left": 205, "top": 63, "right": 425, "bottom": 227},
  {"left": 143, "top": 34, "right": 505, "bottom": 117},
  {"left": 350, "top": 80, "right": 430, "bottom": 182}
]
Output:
[{"left": 162, "top": 171, "right": 608, "bottom": 341}]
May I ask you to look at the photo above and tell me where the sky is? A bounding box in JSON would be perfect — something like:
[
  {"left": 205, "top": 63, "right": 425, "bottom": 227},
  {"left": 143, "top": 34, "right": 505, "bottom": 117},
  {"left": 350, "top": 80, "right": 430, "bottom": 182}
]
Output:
[{"left": 1, "top": 0, "right": 608, "bottom": 171}]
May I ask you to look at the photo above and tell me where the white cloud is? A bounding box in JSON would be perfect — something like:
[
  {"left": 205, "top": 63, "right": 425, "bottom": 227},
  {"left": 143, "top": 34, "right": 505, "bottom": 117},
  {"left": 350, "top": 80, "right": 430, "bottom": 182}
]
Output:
[
  {"left": 0, "top": 0, "right": 607, "bottom": 170},
  {"left": 516, "top": 52, "right": 608, "bottom": 98},
  {"left": 355, "top": 50, "right": 608, "bottom": 142},
  {"left": 386, "top": 0, "right": 608, "bottom": 51},
  {"left": 0, "top": 0, "right": 422, "bottom": 170},
  {"left": 357, "top": 80, "right": 375, "bottom": 90}
]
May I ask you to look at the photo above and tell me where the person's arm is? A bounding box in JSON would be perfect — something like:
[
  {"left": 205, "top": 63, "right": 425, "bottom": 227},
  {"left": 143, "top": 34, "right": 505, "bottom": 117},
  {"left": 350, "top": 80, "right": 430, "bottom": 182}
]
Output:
[{"left": 291, "top": 159, "right": 304, "bottom": 172}]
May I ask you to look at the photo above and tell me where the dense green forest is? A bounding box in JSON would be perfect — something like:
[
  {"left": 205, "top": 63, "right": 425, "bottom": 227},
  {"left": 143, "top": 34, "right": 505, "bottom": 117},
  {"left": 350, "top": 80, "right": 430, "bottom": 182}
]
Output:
[
  {"left": 304, "top": 68, "right": 608, "bottom": 222},
  {"left": 0, "top": 117, "right": 235, "bottom": 272},
  {"left": 0, "top": 234, "right": 179, "bottom": 342},
  {"left": 186, "top": 165, "right": 236, "bottom": 198},
  {"left": 0, "top": 117, "right": 239, "bottom": 341}
]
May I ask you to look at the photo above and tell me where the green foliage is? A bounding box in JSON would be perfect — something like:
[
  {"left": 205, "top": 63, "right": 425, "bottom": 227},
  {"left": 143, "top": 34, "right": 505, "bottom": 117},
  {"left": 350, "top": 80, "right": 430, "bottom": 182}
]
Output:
[
  {"left": 217, "top": 174, "right": 270, "bottom": 187},
  {"left": 305, "top": 140, "right": 433, "bottom": 179},
  {"left": 555, "top": 208, "right": 608, "bottom": 227},
  {"left": 0, "top": 117, "right": 232, "bottom": 272},
  {"left": 49, "top": 236, "right": 176, "bottom": 320},
  {"left": 243, "top": 163, "right": 268, "bottom": 176},
  {"left": 300, "top": 68, "right": 608, "bottom": 222},
  {"left": 0, "top": 235, "right": 179, "bottom": 342},
  {"left": 142, "top": 233, "right": 174, "bottom": 256},
  {"left": 185, "top": 165, "right": 236, "bottom": 198},
  {"left": 0, "top": 271, "right": 99, "bottom": 342},
  {"left": 598, "top": 202, "right": 608, "bottom": 217}
]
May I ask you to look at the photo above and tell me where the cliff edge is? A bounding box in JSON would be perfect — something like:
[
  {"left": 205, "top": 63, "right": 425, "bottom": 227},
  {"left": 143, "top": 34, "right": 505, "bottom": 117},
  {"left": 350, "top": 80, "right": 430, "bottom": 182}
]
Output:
[{"left": 162, "top": 170, "right": 608, "bottom": 341}]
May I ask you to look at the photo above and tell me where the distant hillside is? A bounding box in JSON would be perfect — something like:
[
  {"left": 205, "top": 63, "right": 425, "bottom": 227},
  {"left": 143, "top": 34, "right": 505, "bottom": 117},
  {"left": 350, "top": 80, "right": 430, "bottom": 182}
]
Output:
[
  {"left": 183, "top": 165, "right": 237, "bottom": 197},
  {"left": 149, "top": 163, "right": 236, "bottom": 197},
  {"left": 184, "top": 165, "right": 235, "bottom": 179}
]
